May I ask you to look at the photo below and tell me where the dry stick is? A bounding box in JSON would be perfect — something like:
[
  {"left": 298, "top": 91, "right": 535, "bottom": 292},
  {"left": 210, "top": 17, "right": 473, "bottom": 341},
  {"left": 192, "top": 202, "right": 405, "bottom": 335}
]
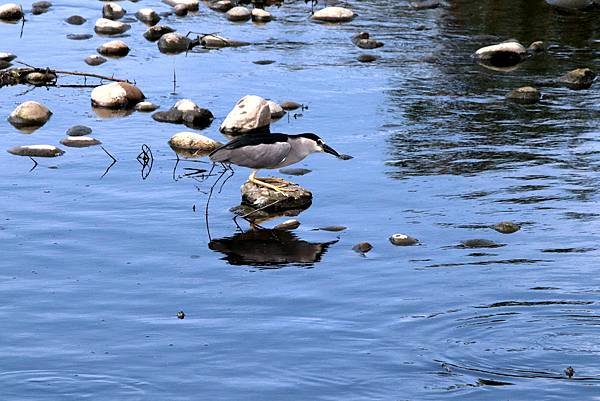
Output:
[{"left": 14, "top": 62, "right": 130, "bottom": 83}]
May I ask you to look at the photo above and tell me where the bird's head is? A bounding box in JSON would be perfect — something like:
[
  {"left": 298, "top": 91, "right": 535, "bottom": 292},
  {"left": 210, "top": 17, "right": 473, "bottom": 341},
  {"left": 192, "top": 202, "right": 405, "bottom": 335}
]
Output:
[{"left": 296, "top": 133, "right": 341, "bottom": 157}]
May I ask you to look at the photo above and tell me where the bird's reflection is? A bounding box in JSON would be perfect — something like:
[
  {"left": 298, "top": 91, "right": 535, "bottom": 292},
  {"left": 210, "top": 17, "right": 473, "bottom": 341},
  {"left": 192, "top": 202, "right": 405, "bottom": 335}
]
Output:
[{"left": 209, "top": 228, "right": 337, "bottom": 268}]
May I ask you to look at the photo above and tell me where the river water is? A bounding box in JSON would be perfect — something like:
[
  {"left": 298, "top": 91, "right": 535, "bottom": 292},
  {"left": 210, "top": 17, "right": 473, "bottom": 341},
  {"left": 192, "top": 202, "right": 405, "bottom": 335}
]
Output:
[{"left": 1, "top": 0, "right": 599, "bottom": 399}]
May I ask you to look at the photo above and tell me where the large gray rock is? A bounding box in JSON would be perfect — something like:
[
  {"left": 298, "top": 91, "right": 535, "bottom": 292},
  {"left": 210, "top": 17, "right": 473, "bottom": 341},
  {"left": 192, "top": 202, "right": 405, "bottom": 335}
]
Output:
[
  {"left": 158, "top": 32, "right": 191, "bottom": 54},
  {"left": 311, "top": 6, "right": 355, "bottom": 22},
  {"left": 94, "top": 18, "right": 130, "bottom": 35},
  {"left": 474, "top": 40, "right": 527, "bottom": 67},
  {"left": 0, "top": 3, "right": 23, "bottom": 21},
  {"left": 220, "top": 95, "right": 271, "bottom": 135},
  {"left": 8, "top": 101, "right": 52, "bottom": 128},
  {"left": 8, "top": 144, "right": 64, "bottom": 158},
  {"left": 102, "top": 2, "right": 126, "bottom": 20},
  {"left": 91, "top": 82, "right": 145, "bottom": 109},
  {"left": 241, "top": 178, "right": 313, "bottom": 212},
  {"left": 558, "top": 68, "right": 596, "bottom": 90}
]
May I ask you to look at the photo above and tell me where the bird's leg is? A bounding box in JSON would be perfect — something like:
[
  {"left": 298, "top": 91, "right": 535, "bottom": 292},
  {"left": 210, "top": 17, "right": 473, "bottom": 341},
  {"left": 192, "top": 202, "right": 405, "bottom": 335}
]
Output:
[{"left": 248, "top": 170, "right": 289, "bottom": 194}]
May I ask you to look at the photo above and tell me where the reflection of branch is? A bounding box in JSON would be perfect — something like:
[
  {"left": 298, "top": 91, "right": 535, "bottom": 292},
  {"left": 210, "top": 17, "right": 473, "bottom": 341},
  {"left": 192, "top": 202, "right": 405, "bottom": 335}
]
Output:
[
  {"left": 28, "top": 156, "right": 38, "bottom": 172},
  {"left": 100, "top": 146, "right": 117, "bottom": 178},
  {"left": 136, "top": 144, "right": 153, "bottom": 180},
  {"left": 204, "top": 163, "right": 230, "bottom": 241}
]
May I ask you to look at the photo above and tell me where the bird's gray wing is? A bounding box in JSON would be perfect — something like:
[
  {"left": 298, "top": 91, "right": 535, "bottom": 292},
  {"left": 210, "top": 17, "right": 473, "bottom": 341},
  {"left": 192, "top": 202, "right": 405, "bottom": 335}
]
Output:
[{"left": 214, "top": 141, "right": 292, "bottom": 169}]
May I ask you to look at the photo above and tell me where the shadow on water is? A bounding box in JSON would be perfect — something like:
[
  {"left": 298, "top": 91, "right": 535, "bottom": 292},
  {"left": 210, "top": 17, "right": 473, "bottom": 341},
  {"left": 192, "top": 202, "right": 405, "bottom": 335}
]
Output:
[{"left": 208, "top": 228, "right": 337, "bottom": 268}]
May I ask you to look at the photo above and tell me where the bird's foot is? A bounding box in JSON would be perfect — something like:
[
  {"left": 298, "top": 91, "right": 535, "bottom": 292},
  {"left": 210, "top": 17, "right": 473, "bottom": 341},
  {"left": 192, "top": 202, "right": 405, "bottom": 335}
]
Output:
[{"left": 249, "top": 176, "right": 290, "bottom": 195}]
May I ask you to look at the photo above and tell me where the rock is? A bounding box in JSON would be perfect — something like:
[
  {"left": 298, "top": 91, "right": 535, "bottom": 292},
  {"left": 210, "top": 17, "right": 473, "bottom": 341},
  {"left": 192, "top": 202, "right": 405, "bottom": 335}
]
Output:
[
  {"left": 173, "top": 98, "right": 198, "bottom": 112},
  {"left": 177, "top": 311, "right": 185, "bottom": 319},
  {"left": 162, "top": 0, "right": 199, "bottom": 11},
  {"left": 528, "top": 41, "right": 545, "bottom": 53},
  {"left": 358, "top": 54, "right": 378, "bottom": 63},
  {"left": 94, "top": 18, "right": 130, "bottom": 35},
  {"left": 459, "top": 239, "right": 504, "bottom": 249},
  {"left": 182, "top": 109, "right": 214, "bottom": 129},
  {"left": 352, "top": 32, "right": 384, "bottom": 49},
  {"left": 197, "top": 34, "right": 249, "bottom": 48},
  {"left": 102, "top": 2, "right": 126, "bottom": 20},
  {"left": 558, "top": 68, "right": 596, "bottom": 90},
  {"left": 208, "top": 0, "right": 233, "bottom": 12},
  {"left": 311, "top": 6, "right": 355, "bottom": 23},
  {"left": 474, "top": 40, "right": 527, "bottom": 67},
  {"left": 134, "top": 101, "right": 159, "bottom": 112},
  {"left": 280, "top": 101, "right": 302, "bottom": 111},
  {"left": 143, "top": 25, "right": 174, "bottom": 41},
  {"left": 173, "top": 4, "right": 188, "bottom": 16},
  {"left": 565, "top": 366, "right": 574, "bottom": 378},
  {"left": 85, "top": 55, "right": 107, "bottom": 66},
  {"left": 493, "top": 221, "right": 521, "bottom": 234},
  {"left": 410, "top": 0, "right": 441, "bottom": 9},
  {"left": 0, "top": 52, "right": 16, "bottom": 62},
  {"left": 352, "top": 242, "right": 373, "bottom": 253},
  {"left": 389, "top": 234, "right": 419, "bottom": 246},
  {"left": 274, "top": 219, "right": 300, "bottom": 230},
  {"left": 226, "top": 6, "right": 251, "bottom": 21},
  {"left": 0, "top": 3, "right": 23, "bottom": 21},
  {"left": 8, "top": 101, "right": 52, "bottom": 128},
  {"left": 8, "top": 144, "right": 64, "bottom": 158},
  {"left": 220, "top": 95, "right": 271, "bottom": 135},
  {"left": 136, "top": 8, "right": 160, "bottom": 25},
  {"left": 252, "top": 8, "right": 271, "bottom": 22},
  {"left": 153, "top": 100, "right": 214, "bottom": 128},
  {"left": 97, "top": 40, "right": 130, "bottom": 57},
  {"left": 253, "top": 59, "right": 275, "bottom": 65},
  {"left": 158, "top": 32, "right": 191, "bottom": 54},
  {"left": 65, "top": 15, "right": 85, "bottom": 25},
  {"left": 168, "top": 132, "right": 221, "bottom": 153},
  {"left": 545, "top": 0, "right": 594, "bottom": 9},
  {"left": 67, "top": 33, "right": 93, "bottom": 40},
  {"left": 267, "top": 100, "right": 285, "bottom": 119},
  {"left": 152, "top": 109, "right": 183, "bottom": 123},
  {"left": 506, "top": 86, "right": 541, "bottom": 104},
  {"left": 317, "top": 225, "right": 346, "bottom": 232},
  {"left": 66, "top": 125, "right": 92, "bottom": 137},
  {"left": 241, "top": 178, "right": 312, "bottom": 212},
  {"left": 279, "top": 167, "right": 311, "bottom": 176},
  {"left": 0, "top": 60, "right": 10, "bottom": 70},
  {"left": 31, "top": 1, "right": 51, "bottom": 15},
  {"left": 24, "top": 71, "right": 56, "bottom": 85},
  {"left": 91, "top": 82, "right": 145, "bottom": 109},
  {"left": 60, "top": 136, "right": 102, "bottom": 148}
]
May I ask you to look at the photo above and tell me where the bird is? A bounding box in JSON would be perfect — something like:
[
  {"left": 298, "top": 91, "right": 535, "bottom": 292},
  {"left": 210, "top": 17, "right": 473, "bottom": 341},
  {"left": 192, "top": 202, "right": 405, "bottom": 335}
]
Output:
[{"left": 209, "top": 133, "right": 342, "bottom": 193}]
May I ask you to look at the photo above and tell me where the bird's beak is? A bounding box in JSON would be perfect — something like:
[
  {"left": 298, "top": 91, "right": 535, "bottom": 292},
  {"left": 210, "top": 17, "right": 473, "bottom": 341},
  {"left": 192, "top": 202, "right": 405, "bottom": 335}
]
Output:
[{"left": 321, "top": 143, "right": 340, "bottom": 158}]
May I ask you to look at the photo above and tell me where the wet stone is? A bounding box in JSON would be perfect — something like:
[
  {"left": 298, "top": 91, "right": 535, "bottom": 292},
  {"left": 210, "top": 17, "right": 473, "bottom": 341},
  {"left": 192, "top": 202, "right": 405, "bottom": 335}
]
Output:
[
  {"left": 8, "top": 144, "right": 64, "bottom": 158},
  {"left": 241, "top": 178, "right": 312, "bottom": 212},
  {"left": 352, "top": 32, "right": 384, "bottom": 49},
  {"left": 528, "top": 40, "right": 545, "bottom": 53},
  {"left": 32, "top": 1, "right": 51, "bottom": 15},
  {"left": 220, "top": 95, "right": 271, "bottom": 135},
  {"left": 251, "top": 8, "right": 271, "bottom": 22},
  {"left": 546, "top": 0, "right": 594, "bottom": 10},
  {"left": 311, "top": 6, "right": 355, "bottom": 23},
  {"left": 143, "top": 25, "right": 175, "bottom": 42},
  {"left": 152, "top": 109, "right": 183, "bottom": 123},
  {"left": 173, "top": 4, "right": 188, "bottom": 16},
  {"left": 208, "top": 0, "right": 233, "bottom": 12},
  {"left": 267, "top": 100, "right": 285, "bottom": 119},
  {"left": 97, "top": 40, "right": 130, "bottom": 57},
  {"left": 389, "top": 234, "right": 419, "bottom": 246},
  {"left": 506, "top": 86, "right": 541, "bottom": 104},
  {"left": 474, "top": 40, "right": 527, "bottom": 68},
  {"left": 136, "top": 8, "right": 160, "bottom": 25},
  {"left": 91, "top": 82, "right": 145, "bottom": 109},
  {"left": 66, "top": 125, "right": 92, "bottom": 137},
  {"left": 459, "top": 239, "right": 504, "bottom": 249},
  {"left": 65, "top": 15, "right": 86, "bottom": 25},
  {"left": 67, "top": 33, "right": 93, "bottom": 40},
  {"left": 317, "top": 225, "right": 347, "bottom": 232},
  {"left": 176, "top": 311, "right": 185, "bottom": 319},
  {"left": 0, "top": 3, "right": 24, "bottom": 21},
  {"left": 197, "top": 34, "right": 249, "bottom": 48},
  {"left": 253, "top": 59, "right": 275, "bottom": 65},
  {"left": 358, "top": 54, "right": 378, "bottom": 63},
  {"left": 558, "top": 68, "right": 596, "bottom": 90},
  {"left": 168, "top": 132, "right": 221, "bottom": 153},
  {"left": 163, "top": 0, "right": 199, "bottom": 11},
  {"left": 134, "top": 101, "right": 159, "bottom": 112},
  {"left": 410, "top": 0, "right": 441, "bottom": 9},
  {"left": 158, "top": 32, "right": 191, "bottom": 54},
  {"left": 0, "top": 60, "right": 11, "bottom": 70},
  {"left": 102, "top": 2, "right": 126, "bottom": 20},
  {"left": 280, "top": 101, "right": 302, "bottom": 111},
  {"left": 0, "top": 52, "right": 16, "bottom": 62},
  {"left": 60, "top": 136, "right": 102, "bottom": 148},
  {"left": 353, "top": 242, "right": 373, "bottom": 253},
  {"left": 182, "top": 108, "right": 214, "bottom": 129},
  {"left": 8, "top": 101, "right": 52, "bottom": 128},
  {"left": 493, "top": 221, "right": 521, "bottom": 234},
  {"left": 94, "top": 18, "right": 130, "bottom": 35},
  {"left": 85, "top": 55, "right": 107, "bottom": 66},
  {"left": 226, "top": 6, "right": 251, "bottom": 22},
  {"left": 279, "top": 168, "right": 311, "bottom": 176},
  {"left": 274, "top": 219, "right": 300, "bottom": 230}
]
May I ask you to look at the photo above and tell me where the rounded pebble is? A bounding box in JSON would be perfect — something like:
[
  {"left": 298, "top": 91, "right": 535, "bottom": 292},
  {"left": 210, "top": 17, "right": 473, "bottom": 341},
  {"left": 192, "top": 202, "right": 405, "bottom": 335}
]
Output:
[
  {"left": 389, "top": 234, "right": 419, "bottom": 246},
  {"left": 67, "top": 125, "right": 92, "bottom": 136},
  {"left": 353, "top": 242, "right": 373, "bottom": 253},
  {"left": 493, "top": 221, "right": 521, "bottom": 234}
]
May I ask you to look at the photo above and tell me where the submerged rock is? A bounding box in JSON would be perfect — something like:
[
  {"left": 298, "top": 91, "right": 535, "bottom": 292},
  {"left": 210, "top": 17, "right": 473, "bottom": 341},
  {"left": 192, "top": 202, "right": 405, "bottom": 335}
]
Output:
[
  {"left": 280, "top": 101, "right": 302, "bottom": 111},
  {"left": 208, "top": 0, "right": 233, "bottom": 12},
  {"left": 389, "top": 234, "right": 419, "bottom": 246},
  {"left": 474, "top": 40, "right": 527, "bottom": 68},
  {"left": 220, "top": 95, "right": 271, "bottom": 135},
  {"left": 163, "top": 0, "right": 199, "bottom": 11},
  {"left": 493, "top": 221, "right": 521, "bottom": 234},
  {"left": 102, "top": 2, "right": 126, "bottom": 20},
  {"left": 66, "top": 125, "right": 92, "bottom": 137},
  {"left": 0, "top": 3, "right": 23, "bottom": 21},
  {"left": 8, "top": 144, "right": 64, "bottom": 157},
  {"left": 8, "top": 101, "right": 52, "bottom": 128},
  {"left": 558, "top": 68, "right": 596, "bottom": 90},
  {"left": 143, "top": 25, "right": 175, "bottom": 41},
  {"left": 410, "top": 0, "right": 443, "bottom": 9},
  {"left": 506, "top": 86, "right": 541, "bottom": 104},
  {"left": 97, "top": 40, "right": 130, "bottom": 57},
  {"left": 459, "top": 239, "right": 504, "bottom": 249},
  {"left": 279, "top": 167, "right": 311, "bottom": 176},
  {"left": 274, "top": 219, "right": 300, "bottom": 230},
  {"left": 134, "top": 101, "right": 159, "bottom": 112},
  {"left": 267, "top": 100, "right": 285, "bottom": 119},
  {"left": 67, "top": 33, "right": 93, "bottom": 40},
  {"left": 65, "top": 15, "right": 86, "bottom": 25},
  {"left": 352, "top": 32, "right": 384, "bottom": 49},
  {"left": 94, "top": 18, "right": 130, "bottom": 35},
  {"left": 226, "top": 6, "right": 251, "bottom": 21},
  {"left": 136, "top": 8, "right": 160, "bottom": 25},
  {"left": 85, "top": 55, "right": 107, "bottom": 66},
  {"left": 31, "top": 1, "right": 51, "bottom": 15},
  {"left": 317, "top": 225, "right": 346, "bottom": 232},
  {"left": 251, "top": 8, "right": 271, "bottom": 22},
  {"left": 353, "top": 242, "right": 373, "bottom": 254},
  {"left": 158, "top": 32, "right": 191, "bottom": 54},
  {"left": 60, "top": 136, "right": 102, "bottom": 148},
  {"left": 91, "top": 82, "right": 145, "bottom": 109},
  {"left": 168, "top": 131, "right": 221, "bottom": 153},
  {"left": 241, "top": 178, "right": 312, "bottom": 212},
  {"left": 358, "top": 54, "right": 378, "bottom": 63},
  {"left": 311, "top": 6, "right": 355, "bottom": 22}
]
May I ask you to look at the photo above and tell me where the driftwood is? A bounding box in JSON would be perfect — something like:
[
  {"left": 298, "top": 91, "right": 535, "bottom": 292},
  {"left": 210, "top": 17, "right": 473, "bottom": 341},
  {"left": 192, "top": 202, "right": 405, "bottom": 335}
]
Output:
[{"left": 0, "top": 62, "right": 131, "bottom": 88}]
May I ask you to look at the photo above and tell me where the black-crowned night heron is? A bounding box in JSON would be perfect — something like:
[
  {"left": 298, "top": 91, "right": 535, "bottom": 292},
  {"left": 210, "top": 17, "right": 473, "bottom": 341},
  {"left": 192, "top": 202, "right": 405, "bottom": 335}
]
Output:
[{"left": 209, "top": 133, "right": 341, "bottom": 192}]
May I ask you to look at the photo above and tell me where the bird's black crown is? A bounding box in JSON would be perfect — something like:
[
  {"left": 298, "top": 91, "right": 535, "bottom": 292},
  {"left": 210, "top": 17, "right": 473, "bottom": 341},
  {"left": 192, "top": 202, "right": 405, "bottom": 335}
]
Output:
[{"left": 296, "top": 133, "right": 322, "bottom": 142}]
